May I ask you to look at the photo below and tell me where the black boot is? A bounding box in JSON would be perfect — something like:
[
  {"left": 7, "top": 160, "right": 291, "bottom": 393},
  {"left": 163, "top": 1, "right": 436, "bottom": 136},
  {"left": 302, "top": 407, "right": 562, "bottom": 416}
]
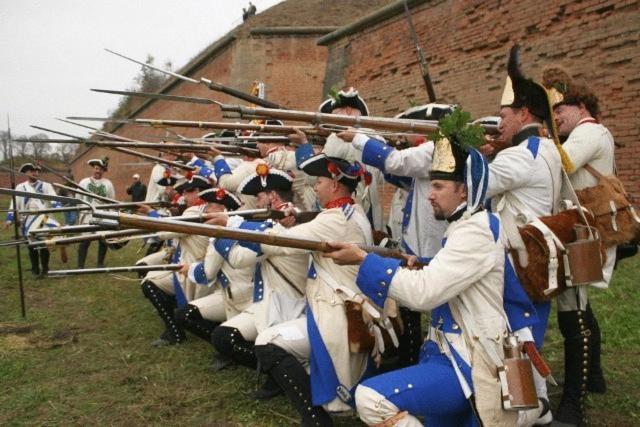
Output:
[
  {"left": 255, "top": 344, "right": 333, "bottom": 427},
  {"left": 175, "top": 304, "right": 220, "bottom": 342},
  {"left": 141, "top": 281, "right": 185, "bottom": 346},
  {"left": 252, "top": 374, "right": 284, "bottom": 400},
  {"left": 211, "top": 326, "right": 257, "bottom": 369},
  {"left": 553, "top": 310, "right": 590, "bottom": 426},
  {"left": 78, "top": 241, "right": 89, "bottom": 269},
  {"left": 28, "top": 247, "right": 40, "bottom": 276},
  {"left": 585, "top": 304, "right": 606, "bottom": 394},
  {"left": 39, "top": 248, "right": 50, "bottom": 277},
  {"left": 397, "top": 307, "right": 422, "bottom": 367},
  {"left": 97, "top": 240, "right": 108, "bottom": 268}
]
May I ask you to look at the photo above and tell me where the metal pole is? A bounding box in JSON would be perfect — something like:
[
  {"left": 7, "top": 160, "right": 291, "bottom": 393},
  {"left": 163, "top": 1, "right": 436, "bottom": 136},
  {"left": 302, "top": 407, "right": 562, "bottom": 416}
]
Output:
[{"left": 7, "top": 116, "right": 26, "bottom": 317}]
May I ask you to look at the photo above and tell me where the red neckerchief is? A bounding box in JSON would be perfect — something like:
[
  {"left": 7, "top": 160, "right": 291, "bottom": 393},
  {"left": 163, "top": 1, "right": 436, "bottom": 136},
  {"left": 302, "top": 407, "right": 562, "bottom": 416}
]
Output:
[
  {"left": 324, "top": 197, "right": 355, "bottom": 209},
  {"left": 578, "top": 117, "right": 598, "bottom": 125}
]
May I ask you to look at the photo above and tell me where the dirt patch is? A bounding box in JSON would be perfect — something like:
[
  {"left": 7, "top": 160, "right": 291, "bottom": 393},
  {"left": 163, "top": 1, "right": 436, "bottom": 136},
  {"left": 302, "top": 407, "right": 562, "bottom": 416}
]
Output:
[
  {"left": 0, "top": 322, "right": 35, "bottom": 335},
  {"left": 0, "top": 326, "right": 79, "bottom": 350}
]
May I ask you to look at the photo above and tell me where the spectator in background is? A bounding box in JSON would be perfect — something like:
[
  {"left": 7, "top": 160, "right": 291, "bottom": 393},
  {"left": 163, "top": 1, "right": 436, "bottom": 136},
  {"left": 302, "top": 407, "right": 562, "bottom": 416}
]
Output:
[{"left": 126, "top": 173, "right": 147, "bottom": 202}]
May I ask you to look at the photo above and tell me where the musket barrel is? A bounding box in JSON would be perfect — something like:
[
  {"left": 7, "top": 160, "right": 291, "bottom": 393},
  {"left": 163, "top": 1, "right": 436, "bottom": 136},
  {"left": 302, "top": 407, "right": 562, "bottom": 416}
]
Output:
[
  {"left": 94, "top": 211, "right": 412, "bottom": 261},
  {"left": 220, "top": 104, "right": 500, "bottom": 136},
  {"left": 29, "top": 228, "right": 147, "bottom": 248},
  {"left": 48, "top": 264, "right": 182, "bottom": 277}
]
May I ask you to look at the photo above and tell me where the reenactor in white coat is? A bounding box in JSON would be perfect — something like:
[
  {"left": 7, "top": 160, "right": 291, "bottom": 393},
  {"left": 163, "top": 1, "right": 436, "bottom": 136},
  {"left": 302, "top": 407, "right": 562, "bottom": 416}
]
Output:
[
  {"left": 173, "top": 186, "right": 258, "bottom": 353},
  {"left": 139, "top": 175, "right": 215, "bottom": 346},
  {"left": 326, "top": 128, "right": 517, "bottom": 427},
  {"left": 543, "top": 67, "right": 617, "bottom": 427},
  {"left": 4, "top": 163, "right": 61, "bottom": 277},
  {"left": 481, "top": 45, "right": 564, "bottom": 426},
  {"left": 76, "top": 158, "right": 115, "bottom": 269},
  {"left": 251, "top": 154, "right": 373, "bottom": 426},
  {"left": 208, "top": 167, "right": 308, "bottom": 397}
]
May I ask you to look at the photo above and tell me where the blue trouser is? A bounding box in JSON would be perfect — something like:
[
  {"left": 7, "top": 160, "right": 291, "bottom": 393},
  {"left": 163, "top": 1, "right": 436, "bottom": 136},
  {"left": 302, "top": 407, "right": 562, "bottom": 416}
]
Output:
[{"left": 358, "top": 341, "right": 477, "bottom": 427}]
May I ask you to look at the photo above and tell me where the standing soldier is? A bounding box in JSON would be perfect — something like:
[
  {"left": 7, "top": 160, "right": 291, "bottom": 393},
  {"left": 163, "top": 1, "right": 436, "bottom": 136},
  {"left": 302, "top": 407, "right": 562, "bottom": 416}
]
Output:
[
  {"left": 77, "top": 158, "right": 115, "bottom": 269},
  {"left": 4, "top": 163, "right": 61, "bottom": 277},
  {"left": 543, "top": 67, "right": 616, "bottom": 427}
]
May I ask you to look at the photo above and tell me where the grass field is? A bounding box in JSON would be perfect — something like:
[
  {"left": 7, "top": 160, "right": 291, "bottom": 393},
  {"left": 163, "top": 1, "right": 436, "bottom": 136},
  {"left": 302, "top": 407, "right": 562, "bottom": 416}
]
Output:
[{"left": 0, "top": 226, "right": 638, "bottom": 426}]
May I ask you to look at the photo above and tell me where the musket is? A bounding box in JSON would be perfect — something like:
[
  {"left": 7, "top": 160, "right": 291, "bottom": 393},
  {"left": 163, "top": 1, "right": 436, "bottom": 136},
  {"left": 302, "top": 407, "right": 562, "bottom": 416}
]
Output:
[
  {"left": 29, "top": 228, "right": 148, "bottom": 248},
  {"left": 219, "top": 104, "right": 500, "bottom": 136},
  {"left": 11, "top": 200, "right": 171, "bottom": 216},
  {"left": 109, "top": 146, "right": 198, "bottom": 171},
  {"left": 47, "top": 264, "right": 182, "bottom": 277},
  {"left": 402, "top": 0, "right": 436, "bottom": 102},
  {"left": 29, "top": 224, "right": 118, "bottom": 237},
  {"left": 66, "top": 116, "right": 330, "bottom": 138},
  {"left": 50, "top": 120, "right": 217, "bottom": 167},
  {"left": 101, "top": 51, "right": 286, "bottom": 109},
  {"left": 6, "top": 117, "right": 26, "bottom": 317},
  {"left": 19, "top": 138, "right": 215, "bottom": 153},
  {"left": 92, "top": 210, "right": 413, "bottom": 262},
  {"left": 0, "top": 239, "right": 29, "bottom": 248}
]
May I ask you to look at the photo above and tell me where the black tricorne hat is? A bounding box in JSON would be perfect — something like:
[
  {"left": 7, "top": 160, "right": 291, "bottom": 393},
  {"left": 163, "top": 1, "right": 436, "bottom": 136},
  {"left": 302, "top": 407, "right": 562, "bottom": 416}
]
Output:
[
  {"left": 19, "top": 163, "right": 41, "bottom": 173},
  {"left": 237, "top": 164, "right": 293, "bottom": 196},
  {"left": 198, "top": 188, "right": 241, "bottom": 211},
  {"left": 319, "top": 88, "right": 369, "bottom": 116},
  {"left": 174, "top": 175, "right": 211, "bottom": 194},
  {"left": 299, "top": 153, "right": 367, "bottom": 193},
  {"left": 395, "top": 103, "right": 456, "bottom": 121},
  {"left": 88, "top": 157, "right": 109, "bottom": 171}
]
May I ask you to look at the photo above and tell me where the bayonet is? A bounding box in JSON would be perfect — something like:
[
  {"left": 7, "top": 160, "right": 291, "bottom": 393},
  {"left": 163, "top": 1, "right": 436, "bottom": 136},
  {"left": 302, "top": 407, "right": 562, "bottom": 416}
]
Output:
[
  {"left": 91, "top": 88, "right": 220, "bottom": 106},
  {"left": 104, "top": 49, "right": 285, "bottom": 109},
  {"left": 48, "top": 264, "right": 182, "bottom": 277},
  {"left": 402, "top": 0, "right": 437, "bottom": 102}
]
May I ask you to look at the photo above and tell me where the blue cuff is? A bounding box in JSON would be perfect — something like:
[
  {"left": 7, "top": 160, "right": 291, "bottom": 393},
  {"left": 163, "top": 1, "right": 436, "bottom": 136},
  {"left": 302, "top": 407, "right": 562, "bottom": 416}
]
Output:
[
  {"left": 6, "top": 212, "right": 14, "bottom": 222},
  {"left": 148, "top": 210, "right": 160, "bottom": 218},
  {"left": 383, "top": 173, "right": 412, "bottom": 190},
  {"left": 362, "top": 138, "right": 394, "bottom": 172},
  {"left": 295, "top": 143, "right": 314, "bottom": 167},
  {"left": 213, "top": 158, "right": 232, "bottom": 180},
  {"left": 356, "top": 253, "right": 402, "bottom": 308},
  {"left": 191, "top": 262, "right": 209, "bottom": 285},
  {"left": 197, "top": 165, "right": 215, "bottom": 179},
  {"left": 189, "top": 157, "right": 206, "bottom": 168},
  {"left": 214, "top": 238, "right": 236, "bottom": 261},
  {"left": 52, "top": 201, "right": 61, "bottom": 208}
]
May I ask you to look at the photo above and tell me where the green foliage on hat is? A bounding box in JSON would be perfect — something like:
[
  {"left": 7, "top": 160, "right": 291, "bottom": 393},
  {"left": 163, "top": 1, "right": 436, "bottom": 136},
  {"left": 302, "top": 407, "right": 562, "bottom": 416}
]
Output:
[{"left": 431, "top": 108, "right": 484, "bottom": 150}]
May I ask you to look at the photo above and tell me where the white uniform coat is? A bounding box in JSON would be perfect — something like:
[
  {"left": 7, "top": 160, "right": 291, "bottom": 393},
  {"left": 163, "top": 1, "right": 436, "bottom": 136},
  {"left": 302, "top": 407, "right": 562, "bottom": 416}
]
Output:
[
  {"left": 256, "top": 204, "right": 373, "bottom": 412},
  {"left": 353, "top": 134, "right": 446, "bottom": 258},
  {"left": 225, "top": 222, "right": 308, "bottom": 337},
  {"left": 76, "top": 176, "right": 115, "bottom": 225},
  {"left": 387, "top": 210, "right": 515, "bottom": 426},
  {"left": 7, "top": 180, "right": 60, "bottom": 236}
]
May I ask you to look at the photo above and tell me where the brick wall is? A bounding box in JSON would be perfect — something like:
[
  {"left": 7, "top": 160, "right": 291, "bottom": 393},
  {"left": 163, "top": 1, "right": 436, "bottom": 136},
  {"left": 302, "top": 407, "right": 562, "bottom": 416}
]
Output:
[{"left": 324, "top": 0, "right": 640, "bottom": 206}]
